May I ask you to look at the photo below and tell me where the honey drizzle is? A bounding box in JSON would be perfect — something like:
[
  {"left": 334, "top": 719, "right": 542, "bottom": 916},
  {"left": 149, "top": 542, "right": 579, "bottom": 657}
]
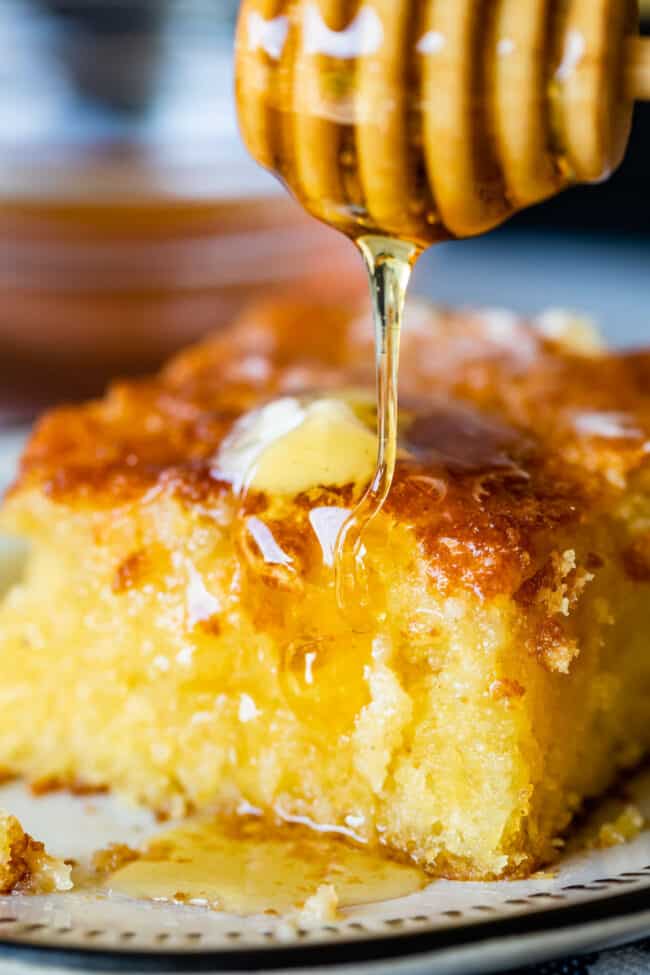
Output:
[{"left": 335, "top": 235, "right": 419, "bottom": 616}]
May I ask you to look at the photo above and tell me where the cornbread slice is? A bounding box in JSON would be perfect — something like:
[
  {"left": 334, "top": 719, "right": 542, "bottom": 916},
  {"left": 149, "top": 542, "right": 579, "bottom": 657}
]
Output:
[{"left": 1, "top": 299, "right": 650, "bottom": 880}]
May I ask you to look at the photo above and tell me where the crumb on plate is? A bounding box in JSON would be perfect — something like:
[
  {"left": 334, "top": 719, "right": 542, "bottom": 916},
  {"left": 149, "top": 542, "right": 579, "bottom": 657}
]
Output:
[
  {"left": 297, "top": 883, "right": 340, "bottom": 924},
  {"left": 594, "top": 804, "right": 645, "bottom": 849},
  {"left": 0, "top": 810, "right": 72, "bottom": 894},
  {"left": 92, "top": 842, "right": 141, "bottom": 875}
]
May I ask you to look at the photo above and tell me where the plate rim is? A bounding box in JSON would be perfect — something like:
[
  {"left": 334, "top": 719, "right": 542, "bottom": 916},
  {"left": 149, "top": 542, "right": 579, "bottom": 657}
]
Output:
[{"left": 1, "top": 879, "right": 650, "bottom": 973}]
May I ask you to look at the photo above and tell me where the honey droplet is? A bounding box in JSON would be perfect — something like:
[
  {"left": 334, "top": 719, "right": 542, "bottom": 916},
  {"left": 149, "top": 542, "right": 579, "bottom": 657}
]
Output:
[{"left": 279, "top": 637, "right": 370, "bottom": 736}]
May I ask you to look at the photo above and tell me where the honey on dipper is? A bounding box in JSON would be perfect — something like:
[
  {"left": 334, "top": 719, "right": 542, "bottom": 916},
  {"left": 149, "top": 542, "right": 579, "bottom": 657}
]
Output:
[{"left": 236, "top": 0, "right": 650, "bottom": 605}]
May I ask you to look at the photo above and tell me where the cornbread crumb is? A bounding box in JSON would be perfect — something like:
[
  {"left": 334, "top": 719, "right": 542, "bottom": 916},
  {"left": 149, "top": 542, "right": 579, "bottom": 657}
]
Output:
[
  {"left": 595, "top": 804, "right": 645, "bottom": 849},
  {"left": 92, "top": 843, "right": 140, "bottom": 875},
  {"left": 30, "top": 777, "right": 108, "bottom": 798},
  {"left": 297, "top": 884, "right": 340, "bottom": 924},
  {"left": 0, "top": 811, "right": 72, "bottom": 894}
]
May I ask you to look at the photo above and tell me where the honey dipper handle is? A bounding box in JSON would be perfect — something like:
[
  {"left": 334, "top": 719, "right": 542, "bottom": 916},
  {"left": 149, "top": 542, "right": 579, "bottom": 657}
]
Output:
[{"left": 628, "top": 37, "right": 650, "bottom": 100}]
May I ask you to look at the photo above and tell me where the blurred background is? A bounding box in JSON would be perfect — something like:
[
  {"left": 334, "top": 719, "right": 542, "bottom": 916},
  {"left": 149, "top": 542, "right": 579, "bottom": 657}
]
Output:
[{"left": 1, "top": 0, "right": 649, "bottom": 421}]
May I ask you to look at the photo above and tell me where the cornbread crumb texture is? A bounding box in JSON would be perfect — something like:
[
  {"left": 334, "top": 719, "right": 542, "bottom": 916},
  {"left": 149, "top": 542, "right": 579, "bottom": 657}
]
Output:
[
  {"left": 0, "top": 811, "right": 72, "bottom": 894},
  {"left": 92, "top": 842, "right": 140, "bottom": 875}
]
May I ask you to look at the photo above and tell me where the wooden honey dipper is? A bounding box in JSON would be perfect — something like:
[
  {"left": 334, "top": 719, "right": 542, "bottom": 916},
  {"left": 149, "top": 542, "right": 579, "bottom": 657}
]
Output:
[
  {"left": 234, "top": 0, "right": 650, "bottom": 613},
  {"left": 236, "top": 0, "right": 650, "bottom": 244}
]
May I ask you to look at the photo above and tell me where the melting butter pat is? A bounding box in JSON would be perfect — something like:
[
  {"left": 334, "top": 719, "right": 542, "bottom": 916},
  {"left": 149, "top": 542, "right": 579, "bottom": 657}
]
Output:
[{"left": 214, "top": 397, "right": 377, "bottom": 495}]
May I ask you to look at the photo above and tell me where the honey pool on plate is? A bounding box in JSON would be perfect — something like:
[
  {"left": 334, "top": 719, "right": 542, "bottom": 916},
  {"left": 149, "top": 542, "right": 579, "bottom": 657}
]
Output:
[{"left": 103, "top": 813, "right": 426, "bottom": 918}]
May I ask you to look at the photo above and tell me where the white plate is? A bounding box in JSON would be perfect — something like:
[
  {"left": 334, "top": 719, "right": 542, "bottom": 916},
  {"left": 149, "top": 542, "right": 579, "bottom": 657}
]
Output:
[{"left": 1, "top": 430, "right": 650, "bottom": 975}]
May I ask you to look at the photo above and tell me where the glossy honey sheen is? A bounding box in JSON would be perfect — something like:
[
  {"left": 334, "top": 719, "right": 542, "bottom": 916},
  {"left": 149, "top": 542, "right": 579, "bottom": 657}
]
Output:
[{"left": 105, "top": 813, "right": 425, "bottom": 915}]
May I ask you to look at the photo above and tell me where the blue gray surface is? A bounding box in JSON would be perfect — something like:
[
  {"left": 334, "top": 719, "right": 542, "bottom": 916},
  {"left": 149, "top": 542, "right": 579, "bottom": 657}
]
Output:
[{"left": 413, "top": 229, "right": 650, "bottom": 347}]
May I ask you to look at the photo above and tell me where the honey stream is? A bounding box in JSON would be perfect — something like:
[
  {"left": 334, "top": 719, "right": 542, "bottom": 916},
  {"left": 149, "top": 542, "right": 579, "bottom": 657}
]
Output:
[{"left": 334, "top": 235, "right": 418, "bottom": 616}]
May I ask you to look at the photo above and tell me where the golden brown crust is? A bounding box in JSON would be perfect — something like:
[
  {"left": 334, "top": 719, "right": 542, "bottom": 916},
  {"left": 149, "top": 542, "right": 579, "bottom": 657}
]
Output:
[
  {"left": 9, "top": 298, "right": 650, "bottom": 602},
  {"left": 0, "top": 816, "right": 44, "bottom": 893},
  {"left": 0, "top": 813, "right": 72, "bottom": 894},
  {"left": 29, "top": 777, "right": 108, "bottom": 798}
]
